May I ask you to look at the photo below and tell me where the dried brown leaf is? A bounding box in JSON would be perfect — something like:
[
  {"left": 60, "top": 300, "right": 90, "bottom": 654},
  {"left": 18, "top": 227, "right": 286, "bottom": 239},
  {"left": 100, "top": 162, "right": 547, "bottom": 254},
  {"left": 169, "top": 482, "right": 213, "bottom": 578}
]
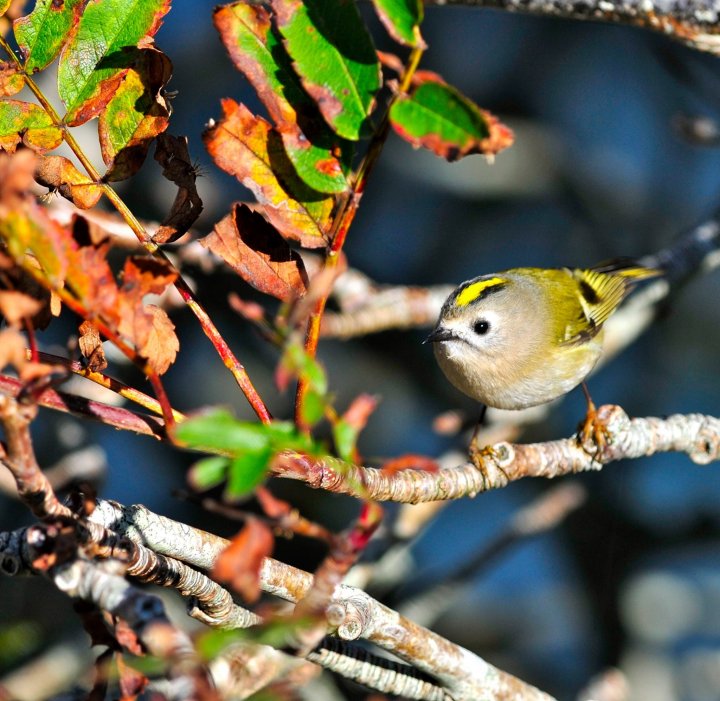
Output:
[
  {"left": 201, "top": 203, "right": 308, "bottom": 301},
  {"left": 34, "top": 155, "right": 103, "bottom": 209},
  {"left": 151, "top": 133, "right": 203, "bottom": 244},
  {"left": 78, "top": 320, "right": 107, "bottom": 372}
]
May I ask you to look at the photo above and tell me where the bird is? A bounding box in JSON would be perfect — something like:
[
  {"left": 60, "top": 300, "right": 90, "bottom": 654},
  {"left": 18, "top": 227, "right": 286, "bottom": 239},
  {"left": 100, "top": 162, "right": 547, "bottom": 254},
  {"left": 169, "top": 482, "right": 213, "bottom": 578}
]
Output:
[{"left": 425, "top": 262, "right": 658, "bottom": 455}]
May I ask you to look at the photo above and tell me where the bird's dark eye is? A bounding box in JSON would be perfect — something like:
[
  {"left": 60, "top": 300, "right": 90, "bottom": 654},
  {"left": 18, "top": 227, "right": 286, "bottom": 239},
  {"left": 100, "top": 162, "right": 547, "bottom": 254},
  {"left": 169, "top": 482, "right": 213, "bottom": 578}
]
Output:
[{"left": 473, "top": 319, "right": 490, "bottom": 335}]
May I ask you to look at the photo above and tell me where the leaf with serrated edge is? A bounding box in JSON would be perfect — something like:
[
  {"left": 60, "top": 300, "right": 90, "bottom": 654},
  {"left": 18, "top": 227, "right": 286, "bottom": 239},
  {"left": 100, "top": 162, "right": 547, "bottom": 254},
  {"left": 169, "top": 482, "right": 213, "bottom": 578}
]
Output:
[
  {"left": 200, "top": 204, "right": 308, "bottom": 301},
  {"left": 204, "top": 99, "right": 332, "bottom": 248},
  {"left": 14, "top": 0, "right": 85, "bottom": 73},
  {"left": 213, "top": 3, "right": 348, "bottom": 194},
  {"left": 272, "top": 0, "right": 381, "bottom": 141},
  {"left": 389, "top": 82, "right": 513, "bottom": 161},
  {"left": 99, "top": 47, "right": 171, "bottom": 181},
  {"left": 371, "top": 0, "right": 425, "bottom": 47},
  {"left": 57, "top": 0, "right": 171, "bottom": 126},
  {"left": 0, "top": 100, "right": 62, "bottom": 153}
]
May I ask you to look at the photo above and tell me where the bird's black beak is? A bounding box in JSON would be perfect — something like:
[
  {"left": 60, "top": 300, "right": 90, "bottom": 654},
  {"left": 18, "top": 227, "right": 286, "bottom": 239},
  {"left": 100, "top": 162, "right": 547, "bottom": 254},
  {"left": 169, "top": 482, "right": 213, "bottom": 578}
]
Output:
[{"left": 423, "top": 326, "right": 456, "bottom": 344}]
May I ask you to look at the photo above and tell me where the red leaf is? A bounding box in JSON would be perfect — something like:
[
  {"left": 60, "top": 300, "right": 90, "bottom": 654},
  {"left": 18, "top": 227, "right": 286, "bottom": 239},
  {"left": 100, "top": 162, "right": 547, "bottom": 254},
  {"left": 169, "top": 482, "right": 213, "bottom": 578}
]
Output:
[
  {"left": 342, "top": 394, "right": 378, "bottom": 432},
  {"left": 213, "top": 519, "right": 274, "bottom": 603},
  {"left": 200, "top": 203, "right": 308, "bottom": 301}
]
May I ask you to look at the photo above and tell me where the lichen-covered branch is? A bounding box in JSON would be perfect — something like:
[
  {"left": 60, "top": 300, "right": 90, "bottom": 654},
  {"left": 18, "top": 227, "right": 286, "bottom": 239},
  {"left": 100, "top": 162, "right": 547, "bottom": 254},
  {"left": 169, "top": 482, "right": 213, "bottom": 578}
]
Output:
[
  {"left": 85, "top": 500, "right": 555, "bottom": 701},
  {"left": 429, "top": 0, "right": 720, "bottom": 55},
  {"left": 271, "top": 407, "right": 720, "bottom": 501}
]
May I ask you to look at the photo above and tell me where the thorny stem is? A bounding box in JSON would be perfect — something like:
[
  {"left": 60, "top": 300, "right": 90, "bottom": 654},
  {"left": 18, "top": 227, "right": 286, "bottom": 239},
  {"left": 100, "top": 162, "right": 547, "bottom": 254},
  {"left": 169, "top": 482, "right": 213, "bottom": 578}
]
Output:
[
  {"left": 0, "top": 36, "right": 271, "bottom": 424},
  {"left": 295, "top": 46, "right": 425, "bottom": 429}
]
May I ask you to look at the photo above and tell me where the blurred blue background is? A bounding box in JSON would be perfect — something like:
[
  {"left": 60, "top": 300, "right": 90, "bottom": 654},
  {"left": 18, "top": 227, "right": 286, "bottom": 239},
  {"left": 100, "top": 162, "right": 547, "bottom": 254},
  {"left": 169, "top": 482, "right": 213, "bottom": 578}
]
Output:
[{"left": 2, "top": 2, "right": 720, "bottom": 700}]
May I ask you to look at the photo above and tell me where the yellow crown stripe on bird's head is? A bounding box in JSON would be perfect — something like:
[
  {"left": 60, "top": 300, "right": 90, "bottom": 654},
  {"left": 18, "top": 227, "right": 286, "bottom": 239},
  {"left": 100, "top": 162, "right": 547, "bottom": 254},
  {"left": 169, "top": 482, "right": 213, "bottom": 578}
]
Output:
[{"left": 454, "top": 276, "right": 507, "bottom": 307}]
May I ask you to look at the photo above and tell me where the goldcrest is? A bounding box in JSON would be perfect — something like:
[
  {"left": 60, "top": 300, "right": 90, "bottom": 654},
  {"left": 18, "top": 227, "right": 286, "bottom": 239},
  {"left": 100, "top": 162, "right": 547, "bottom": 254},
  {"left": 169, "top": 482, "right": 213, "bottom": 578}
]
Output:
[{"left": 426, "top": 263, "right": 657, "bottom": 410}]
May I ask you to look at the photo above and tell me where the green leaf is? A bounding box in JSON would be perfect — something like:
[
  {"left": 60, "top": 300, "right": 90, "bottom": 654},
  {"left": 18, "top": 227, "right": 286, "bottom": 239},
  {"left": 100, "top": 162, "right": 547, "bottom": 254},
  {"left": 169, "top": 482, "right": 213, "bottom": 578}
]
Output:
[
  {"left": 176, "top": 409, "right": 270, "bottom": 454},
  {"left": 0, "top": 622, "right": 42, "bottom": 668},
  {"left": 0, "top": 1, "right": 11, "bottom": 16},
  {"left": 389, "top": 81, "right": 513, "bottom": 161},
  {"left": 259, "top": 420, "right": 319, "bottom": 453},
  {"left": 197, "top": 618, "right": 314, "bottom": 661},
  {"left": 371, "top": 0, "right": 424, "bottom": 47},
  {"left": 299, "top": 388, "right": 325, "bottom": 427},
  {"left": 272, "top": 0, "right": 381, "bottom": 141},
  {"left": 178, "top": 410, "right": 323, "bottom": 458},
  {"left": 283, "top": 341, "right": 328, "bottom": 394},
  {"left": 332, "top": 419, "right": 358, "bottom": 462},
  {"left": 188, "top": 456, "right": 230, "bottom": 491},
  {"left": 213, "top": 3, "right": 350, "bottom": 194},
  {"left": 14, "top": 0, "right": 85, "bottom": 73},
  {"left": 99, "top": 47, "right": 171, "bottom": 181},
  {"left": 57, "top": 0, "right": 171, "bottom": 126},
  {"left": 225, "top": 448, "right": 272, "bottom": 497},
  {"left": 0, "top": 99, "right": 63, "bottom": 152}
]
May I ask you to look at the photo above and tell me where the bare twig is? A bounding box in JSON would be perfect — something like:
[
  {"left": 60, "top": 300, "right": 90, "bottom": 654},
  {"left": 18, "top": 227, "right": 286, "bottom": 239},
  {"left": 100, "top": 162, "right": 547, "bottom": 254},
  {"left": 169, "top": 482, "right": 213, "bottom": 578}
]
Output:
[
  {"left": 0, "top": 392, "right": 71, "bottom": 520},
  {"left": 427, "top": 0, "right": 720, "bottom": 55},
  {"left": 271, "top": 407, "right": 720, "bottom": 501}
]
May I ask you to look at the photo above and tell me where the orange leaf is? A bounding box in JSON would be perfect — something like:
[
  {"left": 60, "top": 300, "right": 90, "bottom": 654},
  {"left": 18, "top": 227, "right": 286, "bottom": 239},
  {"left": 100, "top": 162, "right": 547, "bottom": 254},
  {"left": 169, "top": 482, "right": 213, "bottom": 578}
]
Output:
[
  {"left": 213, "top": 519, "right": 274, "bottom": 603},
  {"left": 342, "top": 394, "right": 378, "bottom": 432},
  {"left": 0, "top": 61, "right": 24, "bottom": 97},
  {"left": 117, "top": 258, "right": 179, "bottom": 375},
  {"left": 200, "top": 203, "right": 308, "bottom": 301},
  {"left": 134, "top": 304, "right": 178, "bottom": 375},
  {"left": 0, "top": 289, "right": 42, "bottom": 325},
  {"left": 0, "top": 327, "right": 26, "bottom": 372},
  {"left": 203, "top": 99, "right": 332, "bottom": 248}
]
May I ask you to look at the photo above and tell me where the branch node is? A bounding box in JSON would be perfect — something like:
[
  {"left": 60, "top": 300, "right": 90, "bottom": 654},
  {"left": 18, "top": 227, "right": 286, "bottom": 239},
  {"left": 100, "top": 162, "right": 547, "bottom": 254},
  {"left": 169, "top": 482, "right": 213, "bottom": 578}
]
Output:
[{"left": 336, "top": 600, "right": 365, "bottom": 640}]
